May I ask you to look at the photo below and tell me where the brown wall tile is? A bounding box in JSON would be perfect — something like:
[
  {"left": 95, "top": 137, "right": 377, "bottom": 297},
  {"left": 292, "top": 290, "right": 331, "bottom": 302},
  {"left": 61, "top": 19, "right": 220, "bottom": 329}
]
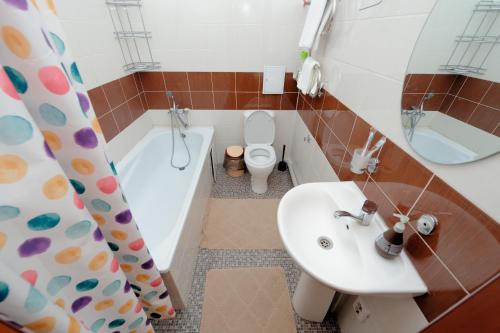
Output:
[
  {"left": 97, "top": 112, "right": 119, "bottom": 142},
  {"left": 438, "top": 94, "right": 454, "bottom": 113},
  {"left": 406, "top": 226, "right": 468, "bottom": 322},
  {"left": 314, "top": 118, "right": 330, "bottom": 151},
  {"left": 416, "top": 73, "right": 500, "bottom": 135},
  {"left": 337, "top": 153, "right": 368, "bottom": 188},
  {"left": 446, "top": 97, "right": 477, "bottom": 122},
  {"left": 236, "top": 72, "right": 260, "bottom": 92},
  {"left": 139, "top": 92, "right": 147, "bottom": 110},
  {"left": 88, "top": 87, "right": 110, "bottom": 117},
  {"left": 284, "top": 72, "right": 298, "bottom": 93},
  {"left": 458, "top": 77, "right": 492, "bottom": 102},
  {"left": 128, "top": 95, "right": 145, "bottom": 120},
  {"left": 236, "top": 92, "right": 259, "bottom": 110},
  {"left": 405, "top": 74, "right": 433, "bottom": 93},
  {"left": 402, "top": 93, "right": 423, "bottom": 110},
  {"left": 298, "top": 96, "right": 320, "bottom": 137},
  {"left": 362, "top": 178, "right": 400, "bottom": 222},
  {"left": 422, "top": 277, "right": 500, "bottom": 333},
  {"left": 320, "top": 93, "right": 340, "bottom": 125},
  {"left": 306, "top": 93, "right": 325, "bottom": 111},
  {"left": 322, "top": 92, "right": 339, "bottom": 110},
  {"left": 188, "top": 72, "right": 213, "bottom": 91},
  {"left": 120, "top": 74, "right": 139, "bottom": 100},
  {"left": 328, "top": 108, "right": 356, "bottom": 147},
  {"left": 370, "top": 140, "right": 433, "bottom": 214},
  {"left": 139, "top": 71, "right": 165, "bottom": 91},
  {"left": 448, "top": 75, "right": 466, "bottom": 95},
  {"left": 133, "top": 72, "right": 143, "bottom": 92},
  {"left": 171, "top": 91, "right": 192, "bottom": 109},
  {"left": 403, "top": 74, "right": 411, "bottom": 91},
  {"left": 428, "top": 74, "right": 457, "bottom": 94},
  {"left": 468, "top": 105, "right": 500, "bottom": 133},
  {"left": 212, "top": 72, "right": 235, "bottom": 91},
  {"left": 494, "top": 124, "right": 500, "bottom": 137},
  {"left": 113, "top": 103, "right": 133, "bottom": 131},
  {"left": 144, "top": 91, "right": 169, "bottom": 109},
  {"left": 410, "top": 176, "right": 500, "bottom": 292},
  {"left": 259, "top": 94, "right": 281, "bottom": 110},
  {"left": 102, "top": 79, "right": 126, "bottom": 109},
  {"left": 324, "top": 132, "right": 346, "bottom": 176},
  {"left": 164, "top": 72, "right": 189, "bottom": 91},
  {"left": 214, "top": 92, "right": 236, "bottom": 110},
  {"left": 482, "top": 82, "right": 500, "bottom": 109},
  {"left": 345, "top": 116, "right": 381, "bottom": 156},
  {"left": 423, "top": 93, "right": 446, "bottom": 111},
  {"left": 281, "top": 93, "right": 298, "bottom": 110},
  {"left": 93, "top": 71, "right": 301, "bottom": 142},
  {"left": 191, "top": 91, "right": 214, "bottom": 109}
]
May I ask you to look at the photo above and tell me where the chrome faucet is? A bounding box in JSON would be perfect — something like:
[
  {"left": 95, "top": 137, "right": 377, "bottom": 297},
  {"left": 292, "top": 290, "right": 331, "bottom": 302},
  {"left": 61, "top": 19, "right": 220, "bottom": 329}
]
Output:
[
  {"left": 166, "top": 91, "right": 189, "bottom": 128},
  {"left": 402, "top": 93, "right": 433, "bottom": 141},
  {"left": 334, "top": 200, "right": 378, "bottom": 226}
]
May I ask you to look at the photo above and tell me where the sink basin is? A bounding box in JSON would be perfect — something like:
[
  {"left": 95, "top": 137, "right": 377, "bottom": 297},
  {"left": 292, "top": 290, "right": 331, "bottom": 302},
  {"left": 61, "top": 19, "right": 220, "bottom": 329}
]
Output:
[{"left": 277, "top": 181, "right": 427, "bottom": 307}]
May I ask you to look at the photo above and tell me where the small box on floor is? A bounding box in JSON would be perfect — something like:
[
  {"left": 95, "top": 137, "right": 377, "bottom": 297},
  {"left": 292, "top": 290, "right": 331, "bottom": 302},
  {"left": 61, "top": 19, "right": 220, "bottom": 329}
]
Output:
[{"left": 223, "top": 145, "right": 245, "bottom": 177}]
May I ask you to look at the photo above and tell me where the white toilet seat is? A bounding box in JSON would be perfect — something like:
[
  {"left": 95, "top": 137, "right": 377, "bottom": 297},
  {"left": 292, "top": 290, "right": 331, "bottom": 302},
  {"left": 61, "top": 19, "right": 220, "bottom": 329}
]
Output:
[{"left": 244, "top": 144, "right": 276, "bottom": 168}]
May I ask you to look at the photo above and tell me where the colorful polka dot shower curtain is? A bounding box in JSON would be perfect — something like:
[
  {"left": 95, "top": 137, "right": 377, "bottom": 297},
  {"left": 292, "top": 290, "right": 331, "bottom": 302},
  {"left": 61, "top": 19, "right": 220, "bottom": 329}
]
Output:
[{"left": 0, "top": 0, "right": 174, "bottom": 332}]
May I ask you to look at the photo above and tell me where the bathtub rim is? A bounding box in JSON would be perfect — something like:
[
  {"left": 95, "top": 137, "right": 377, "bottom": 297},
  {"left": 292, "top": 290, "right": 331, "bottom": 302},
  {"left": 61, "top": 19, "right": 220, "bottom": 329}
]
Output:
[{"left": 116, "top": 125, "right": 214, "bottom": 272}]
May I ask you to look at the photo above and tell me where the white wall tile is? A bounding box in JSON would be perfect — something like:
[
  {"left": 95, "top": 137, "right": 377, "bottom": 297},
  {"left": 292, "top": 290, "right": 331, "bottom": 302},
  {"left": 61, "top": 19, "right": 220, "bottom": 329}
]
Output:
[
  {"left": 58, "top": 0, "right": 307, "bottom": 85},
  {"left": 145, "top": 110, "right": 296, "bottom": 166}
]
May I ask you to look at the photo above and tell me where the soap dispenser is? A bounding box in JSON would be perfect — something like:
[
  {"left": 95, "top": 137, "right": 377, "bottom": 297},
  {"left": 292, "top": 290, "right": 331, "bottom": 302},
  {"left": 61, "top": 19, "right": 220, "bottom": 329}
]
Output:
[{"left": 375, "top": 213, "right": 409, "bottom": 258}]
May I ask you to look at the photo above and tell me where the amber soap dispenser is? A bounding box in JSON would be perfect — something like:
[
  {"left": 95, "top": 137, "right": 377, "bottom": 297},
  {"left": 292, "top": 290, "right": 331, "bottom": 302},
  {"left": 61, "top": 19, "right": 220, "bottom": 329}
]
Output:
[{"left": 375, "top": 213, "right": 409, "bottom": 258}]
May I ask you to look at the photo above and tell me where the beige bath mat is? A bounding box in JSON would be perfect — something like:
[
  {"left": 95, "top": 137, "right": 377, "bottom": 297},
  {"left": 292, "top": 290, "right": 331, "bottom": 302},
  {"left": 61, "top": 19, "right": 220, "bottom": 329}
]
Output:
[
  {"left": 201, "top": 199, "right": 283, "bottom": 249},
  {"left": 201, "top": 267, "right": 297, "bottom": 333}
]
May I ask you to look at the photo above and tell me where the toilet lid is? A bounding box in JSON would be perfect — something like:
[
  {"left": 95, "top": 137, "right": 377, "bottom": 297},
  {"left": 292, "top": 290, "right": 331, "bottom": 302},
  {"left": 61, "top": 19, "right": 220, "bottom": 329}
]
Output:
[{"left": 244, "top": 110, "right": 275, "bottom": 145}]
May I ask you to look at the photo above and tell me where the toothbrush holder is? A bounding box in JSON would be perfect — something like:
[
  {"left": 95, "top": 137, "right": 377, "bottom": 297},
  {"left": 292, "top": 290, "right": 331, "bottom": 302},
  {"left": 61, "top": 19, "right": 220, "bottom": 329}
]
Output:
[{"left": 350, "top": 148, "right": 371, "bottom": 174}]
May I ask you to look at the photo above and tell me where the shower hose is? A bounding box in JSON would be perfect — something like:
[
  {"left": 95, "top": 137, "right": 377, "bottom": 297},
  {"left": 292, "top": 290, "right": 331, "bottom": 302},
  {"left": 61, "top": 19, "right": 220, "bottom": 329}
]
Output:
[{"left": 169, "top": 109, "right": 191, "bottom": 171}]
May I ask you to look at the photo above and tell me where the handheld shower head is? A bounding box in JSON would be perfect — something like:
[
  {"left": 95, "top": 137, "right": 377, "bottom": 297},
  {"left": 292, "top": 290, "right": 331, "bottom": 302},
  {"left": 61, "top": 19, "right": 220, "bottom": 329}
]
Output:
[{"left": 166, "top": 91, "right": 176, "bottom": 109}]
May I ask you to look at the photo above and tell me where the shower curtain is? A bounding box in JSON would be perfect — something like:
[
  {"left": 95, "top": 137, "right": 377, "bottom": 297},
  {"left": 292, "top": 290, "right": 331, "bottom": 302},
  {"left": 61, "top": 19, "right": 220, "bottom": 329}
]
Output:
[{"left": 0, "top": 1, "right": 174, "bottom": 332}]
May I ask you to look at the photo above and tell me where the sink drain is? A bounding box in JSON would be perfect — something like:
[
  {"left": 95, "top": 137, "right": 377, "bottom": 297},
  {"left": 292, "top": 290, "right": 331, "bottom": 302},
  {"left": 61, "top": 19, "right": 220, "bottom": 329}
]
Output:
[{"left": 318, "top": 236, "right": 333, "bottom": 250}]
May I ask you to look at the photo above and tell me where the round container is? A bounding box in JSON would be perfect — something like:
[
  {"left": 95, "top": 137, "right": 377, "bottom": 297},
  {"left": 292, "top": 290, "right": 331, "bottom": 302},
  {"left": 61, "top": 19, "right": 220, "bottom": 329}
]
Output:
[{"left": 223, "top": 145, "right": 245, "bottom": 177}]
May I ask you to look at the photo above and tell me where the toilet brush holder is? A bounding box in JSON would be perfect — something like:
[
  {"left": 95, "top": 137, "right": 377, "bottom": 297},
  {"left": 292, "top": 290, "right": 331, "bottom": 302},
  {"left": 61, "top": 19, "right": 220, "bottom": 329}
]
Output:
[{"left": 350, "top": 148, "right": 371, "bottom": 174}]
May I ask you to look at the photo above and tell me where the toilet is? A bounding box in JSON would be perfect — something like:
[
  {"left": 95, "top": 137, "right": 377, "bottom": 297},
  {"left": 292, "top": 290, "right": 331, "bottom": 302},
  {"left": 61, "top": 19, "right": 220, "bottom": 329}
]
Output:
[{"left": 243, "top": 110, "right": 277, "bottom": 194}]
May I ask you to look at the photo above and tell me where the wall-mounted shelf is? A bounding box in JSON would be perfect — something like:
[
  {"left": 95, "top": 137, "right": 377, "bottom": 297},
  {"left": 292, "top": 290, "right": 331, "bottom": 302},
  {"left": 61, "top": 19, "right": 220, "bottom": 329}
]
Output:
[
  {"left": 106, "top": 0, "right": 160, "bottom": 72},
  {"left": 440, "top": 1, "right": 500, "bottom": 75}
]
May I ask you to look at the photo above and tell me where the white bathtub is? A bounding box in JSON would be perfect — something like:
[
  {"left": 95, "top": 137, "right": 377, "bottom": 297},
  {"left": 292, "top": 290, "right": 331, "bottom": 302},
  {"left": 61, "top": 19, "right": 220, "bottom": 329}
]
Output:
[
  {"left": 117, "top": 126, "right": 214, "bottom": 308},
  {"left": 409, "top": 127, "right": 477, "bottom": 164}
]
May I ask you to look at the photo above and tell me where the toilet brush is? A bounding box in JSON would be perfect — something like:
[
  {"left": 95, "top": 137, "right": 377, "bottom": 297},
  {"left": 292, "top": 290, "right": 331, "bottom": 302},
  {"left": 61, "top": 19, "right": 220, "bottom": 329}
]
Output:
[{"left": 278, "top": 145, "right": 288, "bottom": 171}]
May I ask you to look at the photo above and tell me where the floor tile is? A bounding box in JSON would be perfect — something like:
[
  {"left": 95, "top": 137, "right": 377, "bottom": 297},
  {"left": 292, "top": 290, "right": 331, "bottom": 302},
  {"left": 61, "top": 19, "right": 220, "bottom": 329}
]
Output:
[
  {"left": 211, "top": 165, "right": 293, "bottom": 199},
  {"left": 201, "top": 199, "right": 283, "bottom": 250},
  {"left": 201, "top": 267, "right": 296, "bottom": 333}
]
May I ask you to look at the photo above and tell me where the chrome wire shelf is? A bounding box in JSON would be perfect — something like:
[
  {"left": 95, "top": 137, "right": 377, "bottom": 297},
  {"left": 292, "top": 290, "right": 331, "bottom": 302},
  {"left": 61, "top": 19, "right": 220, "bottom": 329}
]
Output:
[
  {"left": 124, "top": 62, "right": 161, "bottom": 71},
  {"left": 106, "top": 0, "right": 159, "bottom": 72},
  {"left": 440, "top": 0, "right": 500, "bottom": 75},
  {"left": 114, "top": 31, "right": 152, "bottom": 39}
]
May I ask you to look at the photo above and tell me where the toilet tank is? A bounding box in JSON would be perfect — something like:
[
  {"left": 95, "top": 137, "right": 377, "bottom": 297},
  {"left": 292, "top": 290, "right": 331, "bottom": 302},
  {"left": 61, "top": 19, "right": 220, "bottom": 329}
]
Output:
[{"left": 244, "top": 110, "right": 275, "bottom": 145}]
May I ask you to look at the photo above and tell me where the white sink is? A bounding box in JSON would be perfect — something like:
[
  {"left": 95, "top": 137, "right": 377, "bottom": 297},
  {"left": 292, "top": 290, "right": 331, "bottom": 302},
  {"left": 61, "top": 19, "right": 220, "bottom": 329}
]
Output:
[{"left": 277, "top": 181, "right": 427, "bottom": 321}]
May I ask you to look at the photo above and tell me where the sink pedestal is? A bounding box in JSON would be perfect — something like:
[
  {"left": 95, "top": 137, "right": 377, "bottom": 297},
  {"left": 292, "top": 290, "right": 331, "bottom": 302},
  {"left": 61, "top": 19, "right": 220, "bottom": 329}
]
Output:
[{"left": 292, "top": 271, "right": 336, "bottom": 322}]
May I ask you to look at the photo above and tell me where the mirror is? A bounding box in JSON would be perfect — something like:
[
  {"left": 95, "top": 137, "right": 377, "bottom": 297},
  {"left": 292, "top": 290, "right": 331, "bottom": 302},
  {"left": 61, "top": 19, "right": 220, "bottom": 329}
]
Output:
[{"left": 402, "top": 0, "right": 500, "bottom": 164}]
